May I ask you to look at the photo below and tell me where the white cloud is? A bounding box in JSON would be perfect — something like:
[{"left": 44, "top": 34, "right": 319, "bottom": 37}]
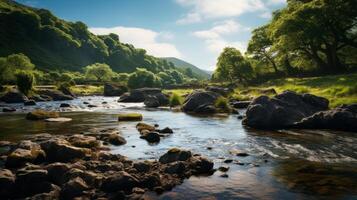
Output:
[
  {"left": 176, "top": 0, "right": 265, "bottom": 24},
  {"left": 260, "top": 11, "right": 272, "bottom": 19},
  {"left": 89, "top": 26, "right": 182, "bottom": 58}
]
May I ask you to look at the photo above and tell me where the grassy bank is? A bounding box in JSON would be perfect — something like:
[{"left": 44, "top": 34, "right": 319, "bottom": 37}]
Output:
[{"left": 233, "top": 73, "right": 357, "bottom": 108}]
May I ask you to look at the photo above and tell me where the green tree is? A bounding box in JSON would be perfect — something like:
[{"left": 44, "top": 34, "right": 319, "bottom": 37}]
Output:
[
  {"left": 213, "top": 47, "right": 253, "bottom": 83},
  {"left": 16, "top": 71, "right": 34, "bottom": 95},
  {"left": 6, "top": 53, "right": 35, "bottom": 71},
  {"left": 127, "top": 68, "right": 162, "bottom": 89},
  {"left": 85, "top": 63, "right": 113, "bottom": 82}
]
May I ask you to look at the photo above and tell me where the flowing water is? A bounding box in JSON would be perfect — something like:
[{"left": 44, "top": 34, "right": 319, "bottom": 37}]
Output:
[{"left": 1, "top": 96, "right": 357, "bottom": 200}]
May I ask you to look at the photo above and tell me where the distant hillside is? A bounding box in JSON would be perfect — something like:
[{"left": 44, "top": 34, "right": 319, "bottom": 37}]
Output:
[
  {"left": 0, "top": 0, "right": 175, "bottom": 73},
  {"left": 161, "top": 57, "right": 210, "bottom": 80}
]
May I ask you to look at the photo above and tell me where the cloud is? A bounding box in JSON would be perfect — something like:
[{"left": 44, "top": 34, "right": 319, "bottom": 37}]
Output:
[
  {"left": 89, "top": 26, "right": 182, "bottom": 58},
  {"left": 176, "top": 13, "right": 202, "bottom": 25},
  {"left": 193, "top": 20, "right": 250, "bottom": 39}
]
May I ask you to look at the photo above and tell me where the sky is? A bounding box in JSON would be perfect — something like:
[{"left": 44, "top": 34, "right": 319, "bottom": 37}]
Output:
[{"left": 17, "top": 0, "right": 286, "bottom": 71}]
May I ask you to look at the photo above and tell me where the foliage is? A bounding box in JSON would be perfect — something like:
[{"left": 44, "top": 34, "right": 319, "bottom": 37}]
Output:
[
  {"left": 214, "top": 96, "right": 232, "bottom": 113},
  {"left": 0, "top": 53, "right": 35, "bottom": 84},
  {"left": 127, "top": 68, "right": 162, "bottom": 89},
  {"left": 85, "top": 63, "right": 113, "bottom": 82},
  {"left": 15, "top": 71, "right": 34, "bottom": 95},
  {"left": 213, "top": 47, "right": 253, "bottom": 83},
  {"left": 169, "top": 93, "right": 183, "bottom": 107}
]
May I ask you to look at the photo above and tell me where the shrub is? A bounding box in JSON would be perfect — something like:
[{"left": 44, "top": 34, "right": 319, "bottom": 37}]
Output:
[
  {"left": 214, "top": 96, "right": 232, "bottom": 113},
  {"left": 169, "top": 93, "right": 183, "bottom": 107},
  {"left": 16, "top": 71, "right": 34, "bottom": 95}
]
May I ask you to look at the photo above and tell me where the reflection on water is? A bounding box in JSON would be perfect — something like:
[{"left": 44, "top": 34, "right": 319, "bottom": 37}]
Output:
[{"left": 0, "top": 96, "right": 357, "bottom": 199}]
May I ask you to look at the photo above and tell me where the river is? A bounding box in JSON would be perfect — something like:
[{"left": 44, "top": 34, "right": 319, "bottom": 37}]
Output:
[{"left": 0, "top": 96, "right": 356, "bottom": 200}]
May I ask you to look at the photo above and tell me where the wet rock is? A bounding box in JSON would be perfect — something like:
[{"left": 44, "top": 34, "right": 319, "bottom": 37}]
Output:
[
  {"left": 118, "top": 113, "right": 143, "bottom": 121},
  {"left": 190, "top": 157, "right": 214, "bottom": 174},
  {"left": 218, "top": 166, "right": 230, "bottom": 172},
  {"left": 206, "top": 86, "right": 232, "bottom": 96},
  {"left": 164, "top": 161, "right": 186, "bottom": 175},
  {"left": 15, "top": 169, "right": 53, "bottom": 197},
  {"left": 119, "top": 88, "right": 162, "bottom": 103},
  {"left": 294, "top": 104, "right": 357, "bottom": 132},
  {"left": 60, "top": 87, "right": 76, "bottom": 98},
  {"left": 61, "top": 177, "right": 89, "bottom": 199},
  {"left": 6, "top": 141, "right": 46, "bottom": 168},
  {"left": 224, "top": 159, "right": 233, "bottom": 163},
  {"left": 194, "top": 104, "right": 216, "bottom": 114},
  {"left": 140, "top": 131, "right": 160, "bottom": 143},
  {"left": 159, "top": 148, "right": 192, "bottom": 164},
  {"left": 2, "top": 107, "right": 16, "bottom": 112},
  {"left": 40, "top": 139, "right": 90, "bottom": 162},
  {"left": 182, "top": 90, "right": 220, "bottom": 114},
  {"left": 144, "top": 95, "right": 160, "bottom": 108},
  {"left": 104, "top": 83, "right": 128, "bottom": 97},
  {"left": 83, "top": 101, "right": 89, "bottom": 105},
  {"left": 106, "top": 134, "right": 127, "bottom": 146},
  {"left": 232, "top": 101, "right": 251, "bottom": 109},
  {"left": 243, "top": 91, "right": 329, "bottom": 129},
  {"left": 0, "top": 169, "right": 15, "bottom": 197},
  {"left": 220, "top": 174, "right": 229, "bottom": 178},
  {"left": 0, "top": 89, "right": 28, "bottom": 103},
  {"left": 29, "top": 94, "right": 51, "bottom": 102},
  {"left": 24, "top": 100, "right": 36, "bottom": 106},
  {"left": 229, "top": 149, "right": 249, "bottom": 157},
  {"left": 46, "top": 162, "right": 72, "bottom": 185},
  {"left": 36, "top": 89, "right": 74, "bottom": 101},
  {"left": 101, "top": 171, "right": 139, "bottom": 192},
  {"left": 68, "top": 135, "right": 101, "bottom": 149},
  {"left": 237, "top": 115, "right": 244, "bottom": 120},
  {"left": 158, "top": 127, "right": 173, "bottom": 134},
  {"left": 136, "top": 122, "right": 155, "bottom": 132},
  {"left": 133, "top": 161, "right": 151, "bottom": 173},
  {"left": 26, "top": 110, "right": 59, "bottom": 120},
  {"left": 60, "top": 103, "right": 71, "bottom": 108},
  {"left": 87, "top": 104, "right": 97, "bottom": 108}
]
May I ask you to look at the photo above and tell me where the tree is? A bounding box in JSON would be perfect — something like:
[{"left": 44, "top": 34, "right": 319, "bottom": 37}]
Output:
[
  {"left": 85, "top": 63, "right": 113, "bottom": 82},
  {"left": 16, "top": 71, "right": 34, "bottom": 95},
  {"left": 6, "top": 53, "right": 35, "bottom": 71},
  {"left": 213, "top": 47, "right": 253, "bottom": 83},
  {"left": 184, "top": 67, "right": 195, "bottom": 78},
  {"left": 270, "top": 0, "right": 357, "bottom": 73},
  {"left": 247, "top": 25, "right": 279, "bottom": 74},
  {"left": 127, "top": 68, "right": 162, "bottom": 89}
]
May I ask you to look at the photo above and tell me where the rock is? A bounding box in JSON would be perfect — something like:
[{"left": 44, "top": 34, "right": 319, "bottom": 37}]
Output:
[
  {"left": 24, "top": 100, "right": 36, "bottom": 106},
  {"left": 229, "top": 149, "right": 249, "bottom": 157},
  {"left": 243, "top": 91, "right": 329, "bottom": 129},
  {"left": 133, "top": 162, "right": 151, "bottom": 173},
  {"left": 190, "top": 157, "right": 214, "bottom": 174},
  {"left": 118, "top": 88, "right": 162, "bottom": 103},
  {"left": 136, "top": 122, "right": 156, "bottom": 132},
  {"left": 182, "top": 90, "right": 220, "bottom": 113},
  {"left": 68, "top": 135, "right": 101, "bottom": 149},
  {"left": 60, "top": 103, "right": 71, "bottom": 108},
  {"left": 60, "top": 87, "right": 76, "bottom": 98},
  {"left": 220, "top": 174, "right": 229, "bottom": 178},
  {"left": 40, "top": 139, "right": 89, "bottom": 162},
  {"left": 107, "top": 134, "right": 127, "bottom": 146},
  {"left": 158, "top": 127, "right": 173, "bottom": 134},
  {"left": 44, "top": 117, "right": 72, "bottom": 122},
  {"left": 29, "top": 95, "right": 51, "bottom": 102},
  {"left": 2, "top": 107, "right": 16, "bottom": 112},
  {"left": 6, "top": 141, "right": 46, "bottom": 168},
  {"left": 104, "top": 83, "right": 128, "bottom": 96},
  {"left": 36, "top": 89, "right": 74, "bottom": 101},
  {"left": 144, "top": 95, "right": 160, "bottom": 108},
  {"left": 61, "top": 177, "right": 89, "bottom": 199},
  {"left": 294, "top": 104, "right": 357, "bottom": 132},
  {"left": 118, "top": 113, "right": 143, "bottom": 121},
  {"left": 164, "top": 161, "right": 186, "bottom": 175},
  {"left": 218, "top": 166, "right": 229, "bottom": 172},
  {"left": 232, "top": 101, "right": 252, "bottom": 109},
  {"left": 0, "top": 89, "right": 28, "bottom": 103},
  {"left": 206, "top": 86, "right": 232, "bottom": 96},
  {"left": 46, "top": 162, "right": 72, "bottom": 185},
  {"left": 15, "top": 169, "right": 54, "bottom": 197},
  {"left": 26, "top": 110, "right": 59, "bottom": 120},
  {"left": 83, "top": 101, "right": 89, "bottom": 104},
  {"left": 194, "top": 104, "right": 216, "bottom": 114},
  {"left": 101, "top": 171, "right": 139, "bottom": 192},
  {"left": 87, "top": 104, "right": 97, "bottom": 108},
  {"left": 159, "top": 148, "right": 192, "bottom": 164},
  {"left": 224, "top": 159, "right": 233, "bottom": 163},
  {"left": 140, "top": 131, "right": 160, "bottom": 143},
  {"left": 0, "top": 169, "right": 15, "bottom": 197}
]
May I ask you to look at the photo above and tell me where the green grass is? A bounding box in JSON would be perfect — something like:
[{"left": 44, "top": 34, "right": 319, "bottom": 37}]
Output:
[
  {"left": 163, "top": 89, "right": 193, "bottom": 97},
  {"left": 214, "top": 96, "right": 232, "bottom": 113},
  {"left": 169, "top": 92, "right": 184, "bottom": 107},
  {"left": 71, "top": 85, "right": 103, "bottom": 96},
  {"left": 232, "top": 73, "right": 357, "bottom": 108}
]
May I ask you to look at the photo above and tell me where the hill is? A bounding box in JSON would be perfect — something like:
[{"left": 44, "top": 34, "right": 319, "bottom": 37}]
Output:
[
  {"left": 0, "top": 0, "right": 175, "bottom": 73},
  {"left": 161, "top": 57, "right": 211, "bottom": 80}
]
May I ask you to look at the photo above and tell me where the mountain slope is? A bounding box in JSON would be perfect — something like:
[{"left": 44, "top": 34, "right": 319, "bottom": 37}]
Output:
[
  {"left": 0, "top": 0, "right": 175, "bottom": 73},
  {"left": 161, "top": 57, "right": 210, "bottom": 80}
]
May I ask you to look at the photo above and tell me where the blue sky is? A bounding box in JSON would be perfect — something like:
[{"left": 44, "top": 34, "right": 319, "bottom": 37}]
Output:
[{"left": 17, "top": 0, "right": 286, "bottom": 71}]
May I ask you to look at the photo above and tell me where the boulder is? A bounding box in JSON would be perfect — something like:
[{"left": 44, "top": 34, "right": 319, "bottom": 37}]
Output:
[
  {"left": 59, "top": 103, "right": 71, "bottom": 108},
  {"left": 158, "top": 127, "right": 173, "bottom": 134},
  {"left": 36, "top": 89, "right": 74, "bottom": 101},
  {"left": 101, "top": 171, "right": 139, "bottom": 192},
  {"left": 190, "top": 157, "right": 214, "bottom": 174},
  {"left": 159, "top": 148, "right": 192, "bottom": 164},
  {"left": 294, "top": 104, "right": 357, "bottom": 132},
  {"left": 15, "top": 169, "right": 53, "bottom": 197},
  {"left": 60, "top": 87, "right": 76, "bottom": 98},
  {"left": 60, "top": 177, "right": 89, "bottom": 199},
  {"left": 144, "top": 95, "right": 160, "bottom": 108},
  {"left": 2, "top": 107, "right": 16, "bottom": 112},
  {"left": 29, "top": 95, "right": 51, "bottom": 102},
  {"left": 6, "top": 141, "right": 46, "bottom": 168},
  {"left": 0, "top": 89, "right": 28, "bottom": 103},
  {"left": 46, "top": 162, "right": 72, "bottom": 185},
  {"left": 231, "top": 101, "right": 252, "bottom": 109},
  {"left": 133, "top": 162, "right": 151, "bottom": 173},
  {"left": 68, "top": 134, "right": 101, "bottom": 149},
  {"left": 26, "top": 110, "right": 59, "bottom": 120},
  {"left": 106, "top": 134, "right": 127, "bottom": 146},
  {"left": 194, "top": 104, "right": 216, "bottom": 114},
  {"left": 243, "top": 91, "right": 329, "bottom": 129},
  {"left": 0, "top": 169, "right": 15, "bottom": 197},
  {"left": 182, "top": 90, "right": 220, "bottom": 113},
  {"left": 136, "top": 122, "right": 156, "bottom": 132},
  {"left": 140, "top": 131, "right": 160, "bottom": 143},
  {"left": 24, "top": 100, "right": 36, "bottom": 106},
  {"left": 40, "top": 139, "right": 89, "bottom": 162},
  {"left": 104, "top": 83, "right": 128, "bottom": 96},
  {"left": 164, "top": 161, "right": 186, "bottom": 175},
  {"left": 118, "top": 88, "right": 162, "bottom": 102}
]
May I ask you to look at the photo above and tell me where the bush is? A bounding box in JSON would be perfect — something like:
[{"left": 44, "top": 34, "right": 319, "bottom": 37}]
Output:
[
  {"left": 169, "top": 93, "right": 183, "bottom": 107},
  {"left": 214, "top": 96, "right": 232, "bottom": 113},
  {"left": 16, "top": 71, "right": 34, "bottom": 95}
]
